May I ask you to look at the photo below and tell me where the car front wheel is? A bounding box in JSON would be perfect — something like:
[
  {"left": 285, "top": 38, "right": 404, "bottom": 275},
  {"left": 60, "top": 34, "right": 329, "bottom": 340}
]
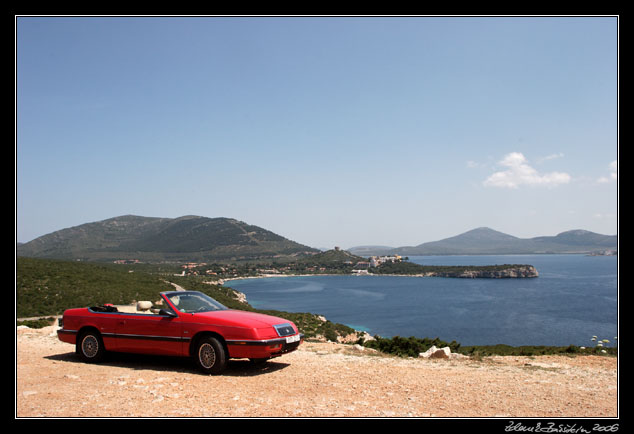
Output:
[{"left": 194, "top": 336, "right": 227, "bottom": 375}]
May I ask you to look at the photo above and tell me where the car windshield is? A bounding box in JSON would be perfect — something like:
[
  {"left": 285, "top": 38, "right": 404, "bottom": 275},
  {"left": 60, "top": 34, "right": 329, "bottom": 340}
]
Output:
[{"left": 165, "top": 291, "right": 228, "bottom": 314}]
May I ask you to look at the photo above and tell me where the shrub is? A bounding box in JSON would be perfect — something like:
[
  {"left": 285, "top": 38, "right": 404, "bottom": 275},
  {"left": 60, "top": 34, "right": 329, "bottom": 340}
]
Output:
[
  {"left": 363, "top": 335, "right": 460, "bottom": 358},
  {"left": 17, "top": 317, "right": 57, "bottom": 329}
]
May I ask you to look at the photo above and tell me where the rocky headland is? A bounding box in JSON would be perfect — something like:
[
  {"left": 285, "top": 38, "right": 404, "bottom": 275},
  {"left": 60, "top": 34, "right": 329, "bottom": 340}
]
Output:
[{"left": 424, "top": 265, "right": 539, "bottom": 278}]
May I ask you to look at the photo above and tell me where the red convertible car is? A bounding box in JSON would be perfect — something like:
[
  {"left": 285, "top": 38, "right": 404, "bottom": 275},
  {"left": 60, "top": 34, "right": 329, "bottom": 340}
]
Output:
[{"left": 57, "top": 290, "right": 303, "bottom": 374}]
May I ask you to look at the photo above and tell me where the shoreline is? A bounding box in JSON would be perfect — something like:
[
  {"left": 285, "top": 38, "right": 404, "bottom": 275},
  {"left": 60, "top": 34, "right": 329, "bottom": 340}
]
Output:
[
  {"left": 220, "top": 273, "right": 333, "bottom": 285},
  {"left": 219, "top": 266, "right": 539, "bottom": 285}
]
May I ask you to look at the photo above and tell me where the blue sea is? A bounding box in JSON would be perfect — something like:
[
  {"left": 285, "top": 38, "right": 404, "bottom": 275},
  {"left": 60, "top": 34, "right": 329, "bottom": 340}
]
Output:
[{"left": 226, "top": 255, "right": 618, "bottom": 347}]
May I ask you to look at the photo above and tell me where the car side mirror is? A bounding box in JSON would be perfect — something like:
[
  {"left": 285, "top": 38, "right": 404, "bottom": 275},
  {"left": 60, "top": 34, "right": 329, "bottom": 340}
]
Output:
[{"left": 159, "top": 309, "right": 177, "bottom": 317}]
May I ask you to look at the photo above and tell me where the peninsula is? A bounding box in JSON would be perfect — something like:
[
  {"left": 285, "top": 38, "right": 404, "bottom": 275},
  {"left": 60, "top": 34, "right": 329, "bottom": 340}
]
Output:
[
  {"left": 369, "top": 261, "right": 539, "bottom": 278},
  {"left": 181, "top": 248, "right": 539, "bottom": 279}
]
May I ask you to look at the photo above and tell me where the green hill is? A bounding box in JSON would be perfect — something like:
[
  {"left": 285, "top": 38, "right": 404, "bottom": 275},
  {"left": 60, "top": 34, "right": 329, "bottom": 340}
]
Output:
[
  {"left": 298, "top": 248, "right": 365, "bottom": 264},
  {"left": 17, "top": 215, "right": 319, "bottom": 263}
]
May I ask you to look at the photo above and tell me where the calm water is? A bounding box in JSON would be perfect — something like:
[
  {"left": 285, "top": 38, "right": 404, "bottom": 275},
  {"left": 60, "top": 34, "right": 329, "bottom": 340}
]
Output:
[{"left": 226, "top": 255, "right": 618, "bottom": 347}]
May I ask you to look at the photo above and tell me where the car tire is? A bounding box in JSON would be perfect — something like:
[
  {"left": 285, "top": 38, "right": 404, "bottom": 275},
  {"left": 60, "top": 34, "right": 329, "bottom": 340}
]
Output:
[
  {"left": 194, "top": 336, "right": 227, "bottom": 375},
  {"left": 76, "top": 329, "right": 106, "bottom": 363}
]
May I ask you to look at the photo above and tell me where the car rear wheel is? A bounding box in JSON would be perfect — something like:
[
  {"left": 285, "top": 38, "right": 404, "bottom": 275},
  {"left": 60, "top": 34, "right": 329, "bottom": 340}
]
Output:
[
  {"left": 194, "top": 336, "right": 227, "bottom": 374},
  {"left": 76, "top": 330, "right": 105, "bottom": 363}
]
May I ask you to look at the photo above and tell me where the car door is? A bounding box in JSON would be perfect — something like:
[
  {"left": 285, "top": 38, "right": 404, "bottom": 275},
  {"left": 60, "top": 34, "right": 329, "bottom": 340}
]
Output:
[{"left": 114, "top": 311, "right": 183, "bottom": 356}]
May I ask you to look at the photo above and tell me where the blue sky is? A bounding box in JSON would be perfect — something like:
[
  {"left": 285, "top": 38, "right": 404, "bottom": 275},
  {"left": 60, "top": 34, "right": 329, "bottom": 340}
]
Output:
[{"left": 16, "top": 16, "right": 618, "bottom": 248}]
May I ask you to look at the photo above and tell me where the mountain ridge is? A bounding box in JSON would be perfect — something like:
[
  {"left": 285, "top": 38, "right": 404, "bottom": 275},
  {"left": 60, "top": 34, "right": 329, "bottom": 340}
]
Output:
[
  {"left": 349, "top": 227, "right": 617, "bottom": 256},
  {"left": 18, "top": 217, "right": 617, "bottom": 262}
]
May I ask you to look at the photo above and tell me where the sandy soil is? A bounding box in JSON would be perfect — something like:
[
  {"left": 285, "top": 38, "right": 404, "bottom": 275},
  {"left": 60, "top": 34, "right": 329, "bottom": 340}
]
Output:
[{"left": 16, "top": 325, "right": 618, "bottom": 418}]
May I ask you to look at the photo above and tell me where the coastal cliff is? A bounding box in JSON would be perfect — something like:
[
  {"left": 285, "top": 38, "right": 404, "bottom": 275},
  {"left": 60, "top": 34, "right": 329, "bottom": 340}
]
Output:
[
  {"left": 370, "top": 261, "right": 539, "bottom": 278},
  {"left": 423, "top": 265, "right": 539, "bottom": 278}
]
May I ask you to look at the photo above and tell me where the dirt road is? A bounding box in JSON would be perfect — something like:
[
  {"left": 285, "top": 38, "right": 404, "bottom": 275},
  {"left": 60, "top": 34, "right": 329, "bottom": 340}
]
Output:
[{"left": 16, "top": 325, "right": 618, "bottom": 418}]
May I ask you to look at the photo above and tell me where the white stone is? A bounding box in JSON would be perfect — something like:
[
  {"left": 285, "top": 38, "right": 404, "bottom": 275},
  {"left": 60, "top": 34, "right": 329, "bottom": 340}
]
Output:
[
  {"left": 419, "top": 345, "right": 452, "bottom": 359},
  {"left": 136, "top": 301, "right": 152, "bottom": 311}
]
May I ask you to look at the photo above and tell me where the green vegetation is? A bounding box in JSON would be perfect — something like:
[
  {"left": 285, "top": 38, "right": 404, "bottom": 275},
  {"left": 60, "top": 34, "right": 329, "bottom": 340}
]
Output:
[
  {"left": 17, "top": 317, "right": 57, "bottom": 328},
  {"left": 359, "top": 337, "right": 617, "bottom": 358},
  {"left": 16, "top": 257, "right": 358, "bottom": 342},
  {"left": 458, "top": 344, "right": 617, "bottom": 357},
  {"left": 16, "top": 257, "right": 173, "bottom": 317},
  {"left": 362, "top": 335, "right": 461, "bottom": 358}
]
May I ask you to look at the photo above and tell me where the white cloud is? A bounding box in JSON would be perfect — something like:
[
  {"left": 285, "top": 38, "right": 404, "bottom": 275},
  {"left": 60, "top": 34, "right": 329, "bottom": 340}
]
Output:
[
  {"left": 538, "top": 152, "right": 564, "bottom": 163},
  {"left": 597, "top": 160, "right": 617, "bottom": 183},
  {"left": 483, "top": 152, "right": 571, "bottom": 189}
]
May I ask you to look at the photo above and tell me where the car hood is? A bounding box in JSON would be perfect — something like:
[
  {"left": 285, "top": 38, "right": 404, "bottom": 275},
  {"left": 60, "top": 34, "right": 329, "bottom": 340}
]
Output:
[{"left": 195, "top": 309, "right": 293, "bottom": 329}]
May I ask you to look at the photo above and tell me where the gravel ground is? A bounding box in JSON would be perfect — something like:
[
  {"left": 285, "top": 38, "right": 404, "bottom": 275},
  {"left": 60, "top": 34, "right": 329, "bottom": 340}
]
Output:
[{"left": 16, "top": 325, "right": 618, "bottom": 418}]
